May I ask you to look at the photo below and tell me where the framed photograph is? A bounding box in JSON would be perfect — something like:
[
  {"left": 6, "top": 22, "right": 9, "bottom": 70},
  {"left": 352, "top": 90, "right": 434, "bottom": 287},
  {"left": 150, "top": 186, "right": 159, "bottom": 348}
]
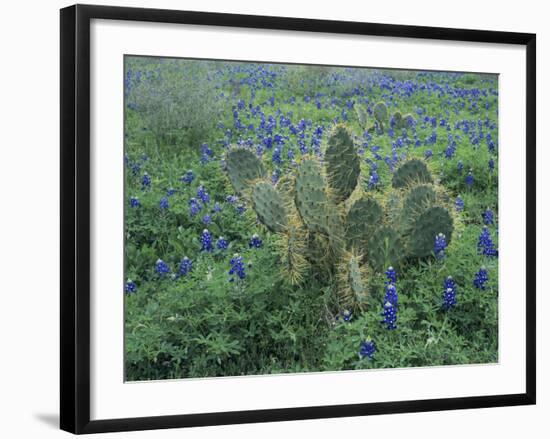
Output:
[{"left": 60, "top": 4, "right": 536, "bottom": 434}]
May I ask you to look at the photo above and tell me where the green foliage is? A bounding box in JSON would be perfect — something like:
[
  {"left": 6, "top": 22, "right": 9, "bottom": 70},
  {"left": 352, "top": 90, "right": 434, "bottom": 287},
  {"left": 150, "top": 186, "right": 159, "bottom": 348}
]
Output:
[{"left": 345, "top": 196, "right": 383, "bottom": 252}]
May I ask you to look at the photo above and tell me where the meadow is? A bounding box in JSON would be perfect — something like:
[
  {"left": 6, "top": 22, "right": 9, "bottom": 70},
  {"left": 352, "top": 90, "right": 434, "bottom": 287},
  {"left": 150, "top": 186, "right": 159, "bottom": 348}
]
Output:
[{"left": 124, "top": 56, "right": 499, "bottom": 381}]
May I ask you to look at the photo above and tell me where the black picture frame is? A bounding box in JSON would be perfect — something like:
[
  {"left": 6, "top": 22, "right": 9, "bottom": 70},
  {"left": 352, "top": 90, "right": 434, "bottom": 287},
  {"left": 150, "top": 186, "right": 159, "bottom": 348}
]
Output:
[{"left": 60, "top": 4, "right": 536, "bottom": 434}]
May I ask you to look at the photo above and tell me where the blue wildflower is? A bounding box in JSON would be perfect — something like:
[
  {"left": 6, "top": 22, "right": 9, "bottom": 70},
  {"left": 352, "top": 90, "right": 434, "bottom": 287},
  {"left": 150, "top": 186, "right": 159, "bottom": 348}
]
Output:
[
  {"left": 473, "top": 266, "right": 489, "bottom": 290},
  {"left": 384, "top": 284, "right": 399, "bottom": 308},
  {"left": 385, "top": 266, "right": 397, "bottom": 284},
  {"left": 434, "top": 233, "right": 447, "bottom": 260},
  {"left": 229, "top": 253, "right": 246, "bottom": 281},
  {"left": 155, "top": 259, "right": 170, "bottom": 276},
  {"left": 129, "top": 196, "right": 140, "bottom": 208},
  {"left": 465, "top": 171, "right": 474, "bottom": 187},
  {"left": 342, "top": 310, "right": 353, "bottom": 322},
  {"left": 226, "top": 195, "right": 238, "bottom": 204},
  {"left": 455, "top": 196, "right": 464, "bottom": 212},
  {"left": 217, "top": 236, "right": 229, "bottom": 250},
  {"left": 181, "top": 170, "right": 194, "bottom": 184},
  {"left": 141, "top": 172, "right": 151, "bottom": 189},
  {"left": 159, "top": 197, "right": 169, "bottom": 210},
  {"left": 213, "top": 202, "right": 222, "bottom": 213},
  {"left": 359, "top": 340, "right": 376, "bottom": 360},
  {"left": 249, "top": 233, "right": 263, "bottom": 248},
  {"left": 197, "top": 185, "right": 210, "bottom": 203},
  {"left": 477, "top": 226, "right": 498, "bottom": 257},
  {"left": 236, "top": 204, "right": 246, "bottom": 215},
  {"left": 166, "top": 187, "right": 177, "bottom": 197},
  {"left": 202, "top": 214, "right": 211, "bottom": 225},
  {"left": 189, "top": 197, "right": 201, "bottom": 216},
  {"left": 457, "top": 160, "right": 464, "bottom": 173},
  {"left": 125, "top": 279, "right": 137, "bottom": 294},
  {"left": 489, "top": 158, "right": 495, "bottom": 172},
  {"left": 424, "top": 149, "right": 433, "bottom": 159},
  {"left": 381, "top": 301, "right": 398, "bottom": 330},
  {"left": 482, "top": 208, "right": 494, "bottom": 225},
  {"left": 442, "top": 276, "right": 457, "bottom": 310},
  {"left": 200, "top": 229, "right": 213, "bottom": 252},
  {"left": 178, "top": 256, "right": 193, "bottom": 277},
  {"left": 368, "top": 170, "right": 379, "bottom": 189}
]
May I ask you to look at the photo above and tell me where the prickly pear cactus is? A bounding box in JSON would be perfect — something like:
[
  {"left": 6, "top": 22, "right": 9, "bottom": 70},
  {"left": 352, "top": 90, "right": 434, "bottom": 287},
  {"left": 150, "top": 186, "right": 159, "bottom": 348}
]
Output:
[
  {"left": 295, "top": 158, "right": 329, "bottom": 233},
  {"left": 373, "top": 102, "right": 388, "bottom": 129},
  {"left": 355, "top": 105, "right": 368, "bottom": 129},
  {"left": 278, "top": 222, "right": 308, "bottom": 285},
  {"left": 345, "top": 196, "right": 383, "bottom": 252},
  {"left": 400, "top": 184, "right": 437, "bottom": 229},
  {"left": 367, "top": 226, "right": 404, "bottom": 272},
  {"left": 251, "top": 181, "right": 288, "bottom": 233},
  {"left": 226, "top": 148, "right": 266, "bottom": 193},
  {"left": 392, "top": 158, "right": 433, "bottom": 189},
  {"left": 325, "top": 125, "right": 360, "bottom": 204},
  {"left": 408, "top": 206, "right": 453, "bottom": 258},
  {"left": 392, "top": 111, "right": 404, "bottom": 130},
  {"left": 337, "top": 251, "right": 369, "bottom": 309}
]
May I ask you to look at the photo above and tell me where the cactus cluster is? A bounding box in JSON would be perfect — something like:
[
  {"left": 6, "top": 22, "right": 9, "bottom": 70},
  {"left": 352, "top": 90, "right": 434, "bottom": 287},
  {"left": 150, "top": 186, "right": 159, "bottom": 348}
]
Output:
[{"left": 225, "top": 125, "right": 453, "bottom": 311}]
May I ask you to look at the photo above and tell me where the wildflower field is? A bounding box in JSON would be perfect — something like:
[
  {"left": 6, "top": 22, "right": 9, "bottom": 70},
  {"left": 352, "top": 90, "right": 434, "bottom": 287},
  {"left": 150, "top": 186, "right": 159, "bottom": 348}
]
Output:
[{"left": 124, "top": 56, "right": 499, "bottom": 381}]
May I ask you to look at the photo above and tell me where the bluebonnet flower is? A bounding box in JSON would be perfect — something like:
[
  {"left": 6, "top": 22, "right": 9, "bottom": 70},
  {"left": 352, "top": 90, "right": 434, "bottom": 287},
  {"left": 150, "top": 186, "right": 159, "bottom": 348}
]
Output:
[
  {"left": 141, "top": 172, "right": 151, "bottom": 189},
  {"left": 457, "top": 160, "right": 464, "bottom": 173},
  {"left": 213, "top": 202, "right": 222, "bottom": 213},
  {"left": 229, "top": 254, "right": 246, "bottom": 281},
  {"left": 181, "top": 170, "right": 194, "bottom": 184},
  {"left": 125, "top": 279, "right": 137, "bottom": 294},
  {"left": 129, "top": 196, "right": 140, "bottom": 208},
  {"left": 482, "top": 208, "right": 494, "bottom": 225},
  {"left": 200, "top": 143, "right": 213, "bottom": 164},
  {"left": 489, "top": 158, "right": 495, "bottom": 172},
  {"left": 236, "top": 204, "right": 246, "bottom": 215},
  {"left": 384, "top": 284, "right": 399, "bottom": 308},
  {"left": 477, "top": 226, "right": 498, "bottom": 257},
  {"left": 359, "top": 340, "right": 376, "bottom": 360},
  {"left": 166, "top": 187, "right": 177, "bottom": 197},
  {"left": 188, "top": 197, "right": 201, "bottom": 216},
  {"left": 381, "top": 301, "right": 398, "bottom": 330},
  {"left": 155, "top": 259, "right": 170, "bottom": 276},
  {"left": 473, "top": 266, "right": 489, "bottom": 290},
  {"left": 202, "top": 214, "right": 211, "bottom": 225},
  {"left": 226, "top": 195, "right": 238, "bottom": 204},
  {"left": 197, "top": 185, "right": 210, "bottom": 203},
  {"left": 342, "top": 310, "right": 353, "bottom": 322},
  {"left": 424, "top": 149, "right": 433, "bottom": 159},
  {"left": 442, "top": 276, "right": 457, "bottom": 310},
  {"left": 178, "top": 256, "right": 193, "bottom": 277},
  {"left": 434, "top": 233, "right": 447, "bottom": 260},
  {"left": 200, "top": 229, "right": 213, "bottom": 252},
  {"left": 368, "top": 170, "right": 379, "bottom": 189},
  {"left": 385, "top": 266, "right": 397, "bottom": 284},
  {"left": 249, "top": 233, "right": 263, "bottom": 248},
  {"left": 465, "top": 171, "right": 474, "bottom": 187},
  {"left": 455, "top": 196, "right": 464, "bottom": 212},
  {"left": 159, "top": 197, "right": 169, "bottom": 210},
  {"left": 216, "top": 236, "right": 229, "bottom": 250}
]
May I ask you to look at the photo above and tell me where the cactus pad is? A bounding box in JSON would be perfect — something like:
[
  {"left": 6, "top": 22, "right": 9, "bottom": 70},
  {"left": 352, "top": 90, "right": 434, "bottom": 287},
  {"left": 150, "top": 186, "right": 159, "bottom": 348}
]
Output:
[
  {"left": 345, "top": 196, "right": 383, "bottom": 251},
  {"left": 251, "top": 181, "right": 288, "bottom": 233},
  {"left": 295, "top": 158, "right": 329, "bottom": 233},
  {"left": 226, "top": 148, "right": 266, "bottom": 193},
  {"left": 278, "top": 224, "right": 308, "bottom": 285},
  {"left": 392, "top": 158, "right": 433, "bottom": 189},
  {"left": 325, "top": 125, "right": 360, "bottom": 203},
  {"left": 400, "top": 184, "right": 437, "bottom": 229},
  {"left": 408, "top": 206, "right": 453, "bottom": 258},
  {"left": 338, "top": 251, "right": 369, "bottom": 309},
  {"left": 367, "top": 226, "right": 404, "bottom": 272},
  {"left": 373, "top": 102, "right": 388, "bottom": 127},
  {"left": 355, "top": 105, "right": 368, "bottom": 129}
]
